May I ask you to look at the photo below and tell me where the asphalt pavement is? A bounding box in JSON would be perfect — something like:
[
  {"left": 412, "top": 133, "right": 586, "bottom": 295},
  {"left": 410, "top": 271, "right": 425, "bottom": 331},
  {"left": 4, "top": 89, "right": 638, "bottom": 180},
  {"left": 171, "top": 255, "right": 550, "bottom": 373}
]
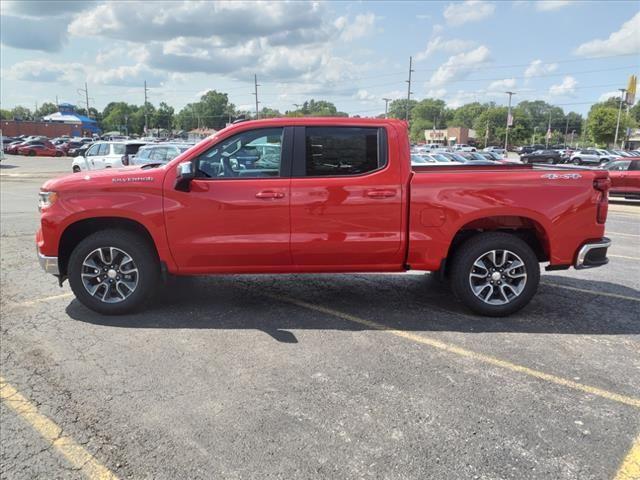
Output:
[{"left": 1, "top": 154, "right": 638, "bottom": 479}]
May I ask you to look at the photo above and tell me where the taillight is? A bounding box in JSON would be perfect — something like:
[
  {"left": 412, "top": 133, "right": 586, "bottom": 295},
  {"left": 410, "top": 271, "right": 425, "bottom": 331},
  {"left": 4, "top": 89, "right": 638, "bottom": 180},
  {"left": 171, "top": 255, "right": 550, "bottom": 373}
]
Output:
[
  {"left": 594, "top": 177, "right": 610, "bottom": 224},
  {"left": 121, "top": 154, "right": 129, "bottom": 166}
]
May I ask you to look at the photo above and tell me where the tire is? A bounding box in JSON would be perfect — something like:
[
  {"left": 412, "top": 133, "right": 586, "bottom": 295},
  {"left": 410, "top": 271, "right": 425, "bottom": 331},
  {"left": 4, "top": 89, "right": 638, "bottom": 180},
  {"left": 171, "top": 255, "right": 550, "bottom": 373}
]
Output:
[
  {"left": 68, "top": 229, "right": 159, "bottom": 315},
  {"left": 572, "top": 157, "right": 581, "bottom": 165},
  {"left": 28, "top": 150, "right": 36, "bottom": 156},
  {"left": 546, "top": 158, "right": 554, "bottom": 164},
  {"left": 449, "top": 232, "right": 540, "bottom": 316},
  {"left": 56, "top": 151, "right": 62, "bottom": 157},
  {"left": 72, "top": 166, "right": 81, "bottom": 173}
]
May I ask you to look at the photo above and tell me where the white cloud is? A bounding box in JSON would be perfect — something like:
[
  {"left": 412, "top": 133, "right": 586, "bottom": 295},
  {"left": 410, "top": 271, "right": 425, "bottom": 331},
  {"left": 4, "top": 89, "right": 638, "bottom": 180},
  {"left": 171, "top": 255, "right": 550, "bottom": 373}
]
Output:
[
  {"left": 549, "top": 76, "right": 578, "bottom": 97},
  {"left": 487, "top": 78, "right": 516, "bottom": 91},
  {"left": 426, "top": 88, "right": 447, "bottom": 98},
  {"left": 574, "top": 12, "right": 640, "bottom": 57},
  {"left": 443, "top": 1, "right": 495, "bottom": 26},
  {"left": 335, "top": 13, "right": 376, "bottom": 41},
  {"left": 523, "top": 59, "right": 558, "bottom": 80},
  {"left": 447, "top": 90, "right": 479, "bottom": 108},
  {"left": 535, "top": 1, "right": 571, "bottom": 11},
  {"left": 7, "top": 60, "right": 83, "bottom": 83},
  {"left": 415, "top": 36, "right": 476, "bottom": 61},
  {"left": 89, "top": 64, "right": 168, "bottom": 87},
  {"left": 428, "top": 45, "right": 491, "bottom": 87},
  {"left": 355, "top": 89, "right": 377, "bottom": 102},
  {"left": 598, "top": 90, "right": 622, "bottom": 102}
]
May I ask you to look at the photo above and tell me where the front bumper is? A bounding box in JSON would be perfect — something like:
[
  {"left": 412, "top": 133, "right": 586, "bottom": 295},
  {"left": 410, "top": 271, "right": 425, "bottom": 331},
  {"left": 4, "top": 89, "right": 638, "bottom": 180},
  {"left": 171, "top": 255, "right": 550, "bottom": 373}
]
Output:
[
  {"left": 575, "top": 237, "right": 611, "bottom": 269},
  {"left": 37, "top": 247, "right": 60, "bottom": 275}
]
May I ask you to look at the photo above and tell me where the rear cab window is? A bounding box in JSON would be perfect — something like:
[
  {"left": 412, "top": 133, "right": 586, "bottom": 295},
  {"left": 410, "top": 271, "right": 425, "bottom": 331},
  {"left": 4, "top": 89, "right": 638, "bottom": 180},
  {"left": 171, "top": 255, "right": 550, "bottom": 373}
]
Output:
[{"left": 303, "top": 127, "right": 387, "bottom": 177}]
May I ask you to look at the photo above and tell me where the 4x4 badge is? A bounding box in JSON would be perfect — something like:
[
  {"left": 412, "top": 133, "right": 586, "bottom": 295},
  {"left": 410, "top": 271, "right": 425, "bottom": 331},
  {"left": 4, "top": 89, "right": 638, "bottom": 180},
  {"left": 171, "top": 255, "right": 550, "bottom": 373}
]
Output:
[{"left": 541, "top": 173, "right": 582, "bottom": 180}]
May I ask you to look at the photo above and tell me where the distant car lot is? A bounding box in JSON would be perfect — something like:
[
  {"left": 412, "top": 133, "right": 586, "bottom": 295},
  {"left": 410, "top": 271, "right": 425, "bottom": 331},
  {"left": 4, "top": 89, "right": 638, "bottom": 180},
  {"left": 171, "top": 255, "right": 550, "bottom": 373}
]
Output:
[{"left": 1, "top": 154, "right": 639, "bottom": 479}]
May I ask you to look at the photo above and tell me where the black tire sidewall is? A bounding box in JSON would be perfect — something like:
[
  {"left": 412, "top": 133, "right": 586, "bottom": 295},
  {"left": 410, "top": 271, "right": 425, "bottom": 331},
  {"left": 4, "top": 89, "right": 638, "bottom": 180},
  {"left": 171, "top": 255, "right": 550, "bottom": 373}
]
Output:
[
  {"left": 450, "top": 232, "right": 540, "bottom": 316},
  {"left": 68, "top": 229, "right": 159, "bottom": 315}
]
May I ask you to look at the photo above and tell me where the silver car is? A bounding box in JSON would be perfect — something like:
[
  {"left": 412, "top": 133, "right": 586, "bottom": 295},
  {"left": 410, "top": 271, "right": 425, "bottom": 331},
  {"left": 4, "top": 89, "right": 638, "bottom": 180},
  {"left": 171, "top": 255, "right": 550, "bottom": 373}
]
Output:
[
  {"left": 131, "top": 143, "right": 193, "bottom": 166},
  {"left": 569, "top": 149, "right": 613, "bottom": 165}
]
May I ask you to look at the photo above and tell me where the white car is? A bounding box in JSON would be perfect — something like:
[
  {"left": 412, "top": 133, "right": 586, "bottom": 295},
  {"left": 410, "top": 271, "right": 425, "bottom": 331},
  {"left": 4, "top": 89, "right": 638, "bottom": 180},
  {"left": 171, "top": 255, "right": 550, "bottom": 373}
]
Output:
[
  {"left": 453, "top": 144, "right": 476, "bottom": 152},
  {"left": 569, "top": 148, "right": 613, "bottom": 165},
  {"left": 71, "top": 141, "right": 148, "bottom": 172}
]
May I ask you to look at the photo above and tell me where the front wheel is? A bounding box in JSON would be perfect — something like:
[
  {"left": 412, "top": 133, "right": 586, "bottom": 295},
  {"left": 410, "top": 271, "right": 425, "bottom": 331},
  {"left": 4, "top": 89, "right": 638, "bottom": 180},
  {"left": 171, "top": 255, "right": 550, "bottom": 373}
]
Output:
[
  {"left": 68, "top": 229, "right": 159, "bottom": 315},
  {"left": 572, "top": 157, "right": 581, "bottom": 165},
  {"left": 449, "top": 232, "right": 540, "bottom": 316},
  {"left": 28, "top": 150, "right": 36, "bottom": 156}
]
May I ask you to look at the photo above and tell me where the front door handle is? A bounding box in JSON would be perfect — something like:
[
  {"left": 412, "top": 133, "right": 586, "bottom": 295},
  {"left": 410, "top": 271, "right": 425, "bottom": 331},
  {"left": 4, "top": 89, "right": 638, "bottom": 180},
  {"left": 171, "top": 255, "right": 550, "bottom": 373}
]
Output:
[
  {"left": 256, "top": 190, "right": 285, "bottom": 199},
  {"left": 365, "top": 189, "right": 396, "bottom": 199}
]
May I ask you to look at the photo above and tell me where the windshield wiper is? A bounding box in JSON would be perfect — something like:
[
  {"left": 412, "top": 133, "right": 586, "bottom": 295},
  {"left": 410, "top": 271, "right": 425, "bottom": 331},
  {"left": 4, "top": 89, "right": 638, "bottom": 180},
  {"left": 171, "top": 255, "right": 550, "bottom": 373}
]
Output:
[{"left": 140, "top": 163, "right": 164, "bottom": 169}]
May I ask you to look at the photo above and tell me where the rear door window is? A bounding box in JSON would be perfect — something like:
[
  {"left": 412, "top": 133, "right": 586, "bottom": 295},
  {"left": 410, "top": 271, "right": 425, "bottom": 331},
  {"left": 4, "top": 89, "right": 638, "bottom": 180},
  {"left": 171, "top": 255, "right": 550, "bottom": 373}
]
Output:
[{"left": 303, "top": 127, "right": 386, "bottom": 177}]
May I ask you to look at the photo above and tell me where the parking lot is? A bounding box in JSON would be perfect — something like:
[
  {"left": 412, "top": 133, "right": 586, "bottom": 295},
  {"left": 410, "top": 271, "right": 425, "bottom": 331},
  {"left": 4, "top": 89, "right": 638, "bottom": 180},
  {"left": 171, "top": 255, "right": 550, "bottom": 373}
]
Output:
[{"left": 1, "top": 154, "right": 638, "bottom": 479}]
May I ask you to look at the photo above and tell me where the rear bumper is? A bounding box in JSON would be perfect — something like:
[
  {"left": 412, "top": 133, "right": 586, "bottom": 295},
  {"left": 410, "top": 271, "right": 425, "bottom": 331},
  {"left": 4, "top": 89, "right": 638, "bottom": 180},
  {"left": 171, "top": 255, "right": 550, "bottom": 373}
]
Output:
[{"left": 575, "top": 237, "right": 611, "bottom": 269}]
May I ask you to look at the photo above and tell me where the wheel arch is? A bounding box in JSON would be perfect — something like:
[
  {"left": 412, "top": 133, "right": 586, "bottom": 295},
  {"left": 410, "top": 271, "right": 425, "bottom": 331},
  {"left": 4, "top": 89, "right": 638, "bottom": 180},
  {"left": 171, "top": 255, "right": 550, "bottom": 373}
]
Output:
[
  {"left": 443, "top": 215, "right": 551, "bottom": 274},
  {"left": 58, "top": 217, "right": 159, "bottom": 277}
]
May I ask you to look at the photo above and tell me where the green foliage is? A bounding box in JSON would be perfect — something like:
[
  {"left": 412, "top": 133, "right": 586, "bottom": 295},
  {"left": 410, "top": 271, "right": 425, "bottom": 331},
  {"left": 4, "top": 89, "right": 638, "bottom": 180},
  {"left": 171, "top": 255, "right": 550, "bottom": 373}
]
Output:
[
  {"left": 450, "top": 102, "right": 489, "bottom": 129},
  {"left": 585, "top": 100, "right": 633, "bottom": 146},
  {"left": 260, "top": 107, "right": 282, "bottom": 118},
  {"left": 285, "top": 99, "right": 347, "bottom": 117},
  {"left": 0, "top": 109, "right": 11, "bottom": 120},
  {"left": 34, "top": 102, "right": 58, "bottom": 118},
  {"left": 175, "top": 90, "right": 235, "bottom": 131},
  {"left": 387, "top": 99, "right": 417, "bottom": 120},
  {"left": 9, "top": 106, "right": 33, "bottom": 120}
]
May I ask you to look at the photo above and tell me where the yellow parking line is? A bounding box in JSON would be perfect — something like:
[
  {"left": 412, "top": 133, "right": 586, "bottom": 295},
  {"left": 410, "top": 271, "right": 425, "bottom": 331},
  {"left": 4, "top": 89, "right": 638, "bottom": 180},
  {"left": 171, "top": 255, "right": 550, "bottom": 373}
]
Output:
[
  {"left": 615, "top": 435, "right": 640, "bottom": 480},
  {"left": 0, "top": 377, "right": 119, "bottom": 480},
  {"left": 608, "top": 231, "right": 640, "bottom": 237},
  {"left": 266, "top": 293, "right": 640, "bottom": 409},
  {"left": 610, "top": 254, "right": 640, "bottom": 261},
  {"left": 542, "top": 282, "right": 640, "bottom": 302},
  {"left": 9, "top": 292, "right": 74, "bottom": 307}
]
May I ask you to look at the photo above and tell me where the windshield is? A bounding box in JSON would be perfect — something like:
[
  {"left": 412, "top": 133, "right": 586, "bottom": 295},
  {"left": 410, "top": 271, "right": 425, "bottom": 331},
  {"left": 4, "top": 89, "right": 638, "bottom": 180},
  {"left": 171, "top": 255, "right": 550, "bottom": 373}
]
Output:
[{"left": 429, "top": 154, "right": 450, "bottom": 162}]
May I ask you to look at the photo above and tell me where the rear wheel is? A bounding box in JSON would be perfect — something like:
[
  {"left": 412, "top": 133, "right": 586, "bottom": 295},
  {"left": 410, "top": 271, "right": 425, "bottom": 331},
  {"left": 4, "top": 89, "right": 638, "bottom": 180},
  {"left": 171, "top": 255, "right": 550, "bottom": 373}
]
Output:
[
  {"left": 55, "top": 151, "right": 62, "bottom": 157},
  {"left": 68, "top": 230, "right": 159, "bottom": 315},
  {"left": 28, "top": 150, "right": 36, "bottom": 156},
  {"left": 546, "top": 157, "right": 554, "bottom": 164},
  {"left": 449, "top": 232, "right": 540, "bottom": 316},
  {"left": 72, "top": 166, "right": 81, "bottom": 173},
  {"left": 572, "top": 157, "right": 581, "bottom": 165}
]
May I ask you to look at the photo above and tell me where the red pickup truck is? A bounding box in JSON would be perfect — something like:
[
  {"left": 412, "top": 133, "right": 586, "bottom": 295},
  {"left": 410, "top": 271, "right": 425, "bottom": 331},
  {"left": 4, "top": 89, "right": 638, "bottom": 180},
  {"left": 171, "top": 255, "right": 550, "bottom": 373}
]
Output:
[{"left": 37, "top": 118, "right": 611, "bottom": 316}]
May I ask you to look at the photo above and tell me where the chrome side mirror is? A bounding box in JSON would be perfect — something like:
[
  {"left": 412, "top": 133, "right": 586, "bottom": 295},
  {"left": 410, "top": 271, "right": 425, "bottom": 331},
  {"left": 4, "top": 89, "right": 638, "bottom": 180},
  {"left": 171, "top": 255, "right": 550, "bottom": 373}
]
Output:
[{"left": 175, "top": 162, "right": 195, "bottom": 192}]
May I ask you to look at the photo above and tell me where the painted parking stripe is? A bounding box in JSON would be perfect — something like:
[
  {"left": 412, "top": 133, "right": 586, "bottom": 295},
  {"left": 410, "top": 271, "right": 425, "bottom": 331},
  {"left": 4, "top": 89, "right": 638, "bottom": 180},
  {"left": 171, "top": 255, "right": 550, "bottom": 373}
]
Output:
[
  {"left": 608, "top": 232, "right": 640, "bottom": 238},
  {"left": 542, "top": 282, "right": 640, "bottom": 302},
  {"left": 0, "top": 377, "right": 119, "bottom": 480},
  {"left": 266, "top": 293, "right": 640, "bottom": 409},
  {"left": 8, "top": 292, "right": 74, "bottom": 307},
  {"left": 615, "top": 434, "right": 640, "bottom": 480},
  {"left": 609, "top": 254, "right": 640, "bottom": 261}
]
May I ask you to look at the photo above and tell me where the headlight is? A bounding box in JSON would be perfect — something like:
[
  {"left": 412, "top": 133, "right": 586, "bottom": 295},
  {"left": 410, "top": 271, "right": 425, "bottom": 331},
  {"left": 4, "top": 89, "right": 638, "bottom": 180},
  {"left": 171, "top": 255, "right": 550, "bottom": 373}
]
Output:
[{"left": 38, "top": 191, "right": 58, "bottom": 211}]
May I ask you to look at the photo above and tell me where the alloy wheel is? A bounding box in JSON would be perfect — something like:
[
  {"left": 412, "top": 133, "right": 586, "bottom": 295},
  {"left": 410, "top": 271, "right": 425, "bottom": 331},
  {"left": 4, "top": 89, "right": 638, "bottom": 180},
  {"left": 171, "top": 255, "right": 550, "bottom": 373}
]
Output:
[
  {"left": 468, "top": 249, "right": 527, "bottom": 305},
  {"left": 81, "top": 247, "right": 139, "bottom": 303}
]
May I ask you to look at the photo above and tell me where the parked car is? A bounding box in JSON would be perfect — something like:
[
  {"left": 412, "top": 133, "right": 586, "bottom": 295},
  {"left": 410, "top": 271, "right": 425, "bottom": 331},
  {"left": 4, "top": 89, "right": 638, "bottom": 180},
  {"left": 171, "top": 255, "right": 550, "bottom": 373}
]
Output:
[
  {"left": 604, "top": 158, "right": 640, "bottom": 199},
  {"left": 37, "top": 118, "right": 611, "bottom": 317},
  {"left": 68, "top": 143, "right": 92, "bottom": 157},
  {"left": 71, "top": 141, "right": 148, "bottom": 172},
  {"left": 453, "top": 144, "right": 476, "bottom": 152},
  {"left": 569, "top": 149, "right": 613, "bottom": 165},
  {"left": 17, "top": 141, "right": 63, "bottom": 157},
  {"left": 5, "top": 139, "right": 44, "bottom": 154},
  {"left": 520, "top": 150, "right": 562, "bottom": 164},
  {"left": 483, "top": 146, "right": 506, "bottom": 156},
  {"left": 517, "top": 145, "right": 545, "bottom": 155},
  {"left": 59, "top": 141, "right": 84, "bottom": 156},
  {"left": 131, "top": 143, "right": 193, "bottom": 166},
  {"left": 4, "top": 140, "right": 25, "bottom": 153}
]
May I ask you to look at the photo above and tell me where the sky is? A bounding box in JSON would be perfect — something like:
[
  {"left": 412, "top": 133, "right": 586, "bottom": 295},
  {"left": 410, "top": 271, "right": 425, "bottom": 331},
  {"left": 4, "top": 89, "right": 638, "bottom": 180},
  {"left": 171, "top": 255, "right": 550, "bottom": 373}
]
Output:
[{"left": 1, "top": 0, "right": 639, "bottom": 117}]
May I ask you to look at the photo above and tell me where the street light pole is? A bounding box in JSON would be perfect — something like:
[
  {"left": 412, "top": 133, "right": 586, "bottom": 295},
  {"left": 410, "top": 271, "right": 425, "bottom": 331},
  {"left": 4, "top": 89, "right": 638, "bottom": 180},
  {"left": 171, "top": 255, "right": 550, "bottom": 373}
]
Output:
[
  {"left": 504, "top": 91, "right": 515, "bottom": 151},
  {"left": 614, "top": 88, "right": 626, "bottom": 149}
]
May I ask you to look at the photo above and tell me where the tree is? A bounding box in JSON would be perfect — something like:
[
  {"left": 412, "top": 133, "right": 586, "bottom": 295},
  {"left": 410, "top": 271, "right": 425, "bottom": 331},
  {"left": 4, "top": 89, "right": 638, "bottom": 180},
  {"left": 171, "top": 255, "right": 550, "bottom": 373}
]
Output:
[
  {"left": 0, "top": 109, "right": 11, "bottom": 120},
  {"left": 409, "top": 98, "right": 448, "bottom": 141},
  {"left": 629, "top": 101, "right": 640, "bottom": 124},
  {"left": 585, "top": 101, "right": 633, "bottom": 146},
  {"left": 260, "top": 107, "right": 282, "bottom": 118},
  {"left": 450, "top": 102, "right": 488, "bottom": 129},
  {"left": 285, "top": 99, "right": 347, "bottom": 117},
  {"left": 35, "top": 102, "right": 58, "bottom": 118},
  {"left": 473, "top": 106, "right": 508, "bottom": 147},
  {"left": 10, "top": 106, "right": 33, "bottom": 120},
  {"left": 387, "top": 99, "right": 416, "bottom": 120},
  {"left": 152, "top": 102, "right": 175, "bottom": 130}
]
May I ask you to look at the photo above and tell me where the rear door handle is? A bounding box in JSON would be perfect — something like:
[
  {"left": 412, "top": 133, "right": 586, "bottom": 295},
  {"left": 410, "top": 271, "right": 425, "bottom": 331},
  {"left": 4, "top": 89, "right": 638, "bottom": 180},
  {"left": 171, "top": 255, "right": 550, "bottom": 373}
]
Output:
[
  {"left": 256, "top": 190, "right": 285, "bottom": 199},
  {"left": 365, "top": 189, "right": 396, "bottom": 199}
]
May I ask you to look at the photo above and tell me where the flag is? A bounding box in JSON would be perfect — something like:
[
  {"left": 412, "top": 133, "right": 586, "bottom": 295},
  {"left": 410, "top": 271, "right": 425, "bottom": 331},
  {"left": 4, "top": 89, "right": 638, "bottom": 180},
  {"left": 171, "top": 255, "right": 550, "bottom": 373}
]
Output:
[
  {"left": 507, "top": 113, "right": 513, "bottom": 127},
  {"left": 626, "top": 75, "right": 637, "bottom": 105},
  {"left": 546, "top": 128, "right": 552, "bottom": 140}
]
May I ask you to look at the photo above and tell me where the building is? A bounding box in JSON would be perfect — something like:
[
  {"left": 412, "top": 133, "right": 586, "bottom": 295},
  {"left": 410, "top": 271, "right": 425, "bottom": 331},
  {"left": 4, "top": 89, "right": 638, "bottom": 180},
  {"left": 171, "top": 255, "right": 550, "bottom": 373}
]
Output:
[
  {"left": 42, "top": 103, "right": 100, "bottom": 135},
  {"left": 424, "top": 127, "right": 477, "bottom": 146}
]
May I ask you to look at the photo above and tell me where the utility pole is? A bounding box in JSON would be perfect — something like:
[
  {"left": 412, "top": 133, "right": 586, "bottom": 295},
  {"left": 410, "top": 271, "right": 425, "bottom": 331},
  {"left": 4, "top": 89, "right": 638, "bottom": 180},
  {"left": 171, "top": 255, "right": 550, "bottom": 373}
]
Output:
[
  {"left": 253, "top": 74, "right": 260, "bottom": 120},
  {"left": 504, "top": 91, "right": 515, "bottom": 151},
  {"left": 77, "top": 83, "right": 92, "bottom": 122},
  {"left": 383, "top": 98, "right": 391, "bottom": 118},
  {"left": 55, "top": 95, "right": 58, "bottom": 107},
  {"left": 484, "top": 124, "right": 489, "bottom": 149},
  {"left": 614, "top": 88, "right": 626, "bottom": 149},
  {"left": 144, "top": 80, "right": 149, "bottom": 134},
  {"left": 545, "top": 109, "right": 552, "bottom": 148},
  {"left": 563, "top": 116, "right": 569, "bottom": 148},
  {"left": 405, "top": 56, "right": 414, "bottom": 122}
]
